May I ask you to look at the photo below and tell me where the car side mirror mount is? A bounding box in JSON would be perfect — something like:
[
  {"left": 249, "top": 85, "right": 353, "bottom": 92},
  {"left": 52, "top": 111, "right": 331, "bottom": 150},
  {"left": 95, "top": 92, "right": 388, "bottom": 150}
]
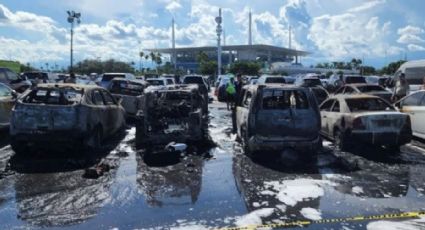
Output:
[
  {"left": 11, "top": 90, "right": 18, "bottom": 99},
  {"left": 117, "top": 97, "right": 123, "bottom": 105}
]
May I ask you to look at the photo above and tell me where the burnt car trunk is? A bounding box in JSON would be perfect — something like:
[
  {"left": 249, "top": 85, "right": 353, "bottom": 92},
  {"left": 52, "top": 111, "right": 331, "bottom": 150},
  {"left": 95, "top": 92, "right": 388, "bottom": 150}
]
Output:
[{"left": 136, "top": 85, "right": 207, "bottom": 148}]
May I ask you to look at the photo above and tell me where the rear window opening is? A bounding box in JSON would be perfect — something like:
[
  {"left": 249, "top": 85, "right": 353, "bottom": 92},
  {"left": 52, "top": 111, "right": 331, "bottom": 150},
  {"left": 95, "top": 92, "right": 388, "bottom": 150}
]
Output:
[
  {"left": 110, "top": 81, "right": 144, "bottom": 96},
  {"left": 147, "top": 79, "right": 164, "bottom": 86},
  {"left": 22, "top": 88, "right": 83, "bottom": 105},
  {"left": 345, "top": 77, "right": 366, "bottom": 84},
  {"left": 183, "top": 77, "right": 204, "bottom": 84},
  {"left": 302, "top": 79, "right": 322, "bottom": 87},
  {"left": 262, "top": 89, "right": 309, "bottom": 110},
  {"left": 265, "top": 77, "right": 286, "bottom": 84},
  {"left": 346, "top": 98, "right": 394, "bottom": 112},
  {"left": 357, "top": 85, "right": 386, "bottom": 93},
  {"left": 102, "top": 74, "right": 125, "bottom": 82}
]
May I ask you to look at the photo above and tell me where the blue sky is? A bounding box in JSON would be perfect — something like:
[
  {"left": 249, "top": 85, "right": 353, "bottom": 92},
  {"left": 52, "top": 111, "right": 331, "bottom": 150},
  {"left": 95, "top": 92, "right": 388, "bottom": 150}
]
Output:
[{"left": 0, "top": 0, "right": 425, "bottom": 69}]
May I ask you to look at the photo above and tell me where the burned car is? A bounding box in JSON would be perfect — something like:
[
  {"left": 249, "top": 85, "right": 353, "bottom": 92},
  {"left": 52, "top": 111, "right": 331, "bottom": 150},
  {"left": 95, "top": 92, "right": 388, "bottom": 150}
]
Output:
[
  {"left": 334, "top": 84, "right": 392, "bottom": 103},
  {"left": 10, "top": 83, "right": 126, "bottom": 153},
  {"left": 108, "top": 78, "right": 147, "bottom": 117},
  {"left": 319, "top": 94, "right": 412, "bottom": 151},
  {"left": 235, "top": 84, "right": 321, "bottom": 156},
  {"left": 0, "top": 83, "right": 17, "bottom": 129},
  {"left": 135, "top": 85, "right": 208, "bottom": 147}
]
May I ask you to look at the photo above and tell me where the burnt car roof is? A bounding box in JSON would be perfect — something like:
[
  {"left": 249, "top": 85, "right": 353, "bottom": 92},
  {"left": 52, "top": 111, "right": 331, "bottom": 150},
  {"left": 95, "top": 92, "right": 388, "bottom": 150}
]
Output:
[
  {"left": 328, "top": 93, "right": 381, "bottom": 100},
  {"left": 244, "top": 84, "right": 309, "bottom": 90},
  {"left": 144, "top": 84, "right": 199, "bottom": 93},
  {"left": 110, "top": 78, "right": 146, "bottom": 84},
  {"left": 35, "top": 83, "right": 102, "bottom": 91}
]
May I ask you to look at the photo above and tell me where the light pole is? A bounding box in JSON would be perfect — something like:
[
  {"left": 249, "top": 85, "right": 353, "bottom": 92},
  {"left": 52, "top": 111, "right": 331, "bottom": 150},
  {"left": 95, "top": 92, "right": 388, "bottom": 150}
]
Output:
[
  {"left": 67, "top": 11, "right": 81, "bottom": 74},
  {"left": 215, "top": 8, "right": 223, "bottom": 76}
]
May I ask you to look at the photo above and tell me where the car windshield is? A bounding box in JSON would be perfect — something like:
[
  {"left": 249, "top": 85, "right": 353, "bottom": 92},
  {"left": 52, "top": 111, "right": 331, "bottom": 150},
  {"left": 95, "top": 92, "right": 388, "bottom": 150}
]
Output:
[
  {"left": 110, "top": 81, "right": 144, "bottom": 96},
  {"left": 0, "top": 84, "right": 12, "bottom": 97},
  {"left": 24, "top": 72, "right": 48, "bottom": 80},
  {"left": 262, "top": 89, "right": 309, "bottom": 109},
  {"left": 146, "top": 79, "right": 164, "bottom": 86},
  {"left": 183, "top": 76, "right": 204, "bottom": 84},
  {"left": 345, "top": 76, "right": 366, "bottom": 84},
  {"left": 302, "top": 78, "right": 322, "bottom": 87},
  {"left": 265, "top": 77, "right": 286, "bottom": 84},
  {"left": 102, "top": 74, "right": 125, "bottom": 81},
  {"left": 22, "top": 87, "right": 83, "bottom": 105},
  {"left": 357, "top": 85, "right": 386, "bottom": 92},
  {"left": 346, "top": 98, "right": 394, "bottom": 112}
]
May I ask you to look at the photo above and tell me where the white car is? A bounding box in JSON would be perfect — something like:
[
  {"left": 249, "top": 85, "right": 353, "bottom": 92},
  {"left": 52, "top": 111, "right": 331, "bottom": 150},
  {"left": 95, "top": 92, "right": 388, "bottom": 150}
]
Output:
[
  {"left": 395, "top": 90, "right": 425, "bottom": 139},
  {"left": 256, "top": 75, "right": 286, "bottom": 84}
]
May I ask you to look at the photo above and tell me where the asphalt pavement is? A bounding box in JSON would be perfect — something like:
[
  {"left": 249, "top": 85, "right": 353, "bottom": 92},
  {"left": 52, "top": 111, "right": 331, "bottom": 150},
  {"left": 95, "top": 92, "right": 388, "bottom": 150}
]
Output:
[{"left": 0, "top": 101, "right": 425, "bottom": 229}]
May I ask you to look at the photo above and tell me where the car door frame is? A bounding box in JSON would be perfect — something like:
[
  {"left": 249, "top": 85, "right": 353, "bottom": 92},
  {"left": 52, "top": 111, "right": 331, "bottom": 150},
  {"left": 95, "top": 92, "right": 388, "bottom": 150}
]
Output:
[
  {"left": 319, "top": 99, "right": 336, "bottom": 139},
  {"left": 400, "top": 91, "right": 425, "bottom": 136}
]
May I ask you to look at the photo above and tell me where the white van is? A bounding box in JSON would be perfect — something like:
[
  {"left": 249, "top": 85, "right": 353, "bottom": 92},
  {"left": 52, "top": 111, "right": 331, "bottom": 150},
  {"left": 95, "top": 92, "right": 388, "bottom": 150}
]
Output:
[{"left": 394, "top": 59, "right": 425, "bottom": 92}]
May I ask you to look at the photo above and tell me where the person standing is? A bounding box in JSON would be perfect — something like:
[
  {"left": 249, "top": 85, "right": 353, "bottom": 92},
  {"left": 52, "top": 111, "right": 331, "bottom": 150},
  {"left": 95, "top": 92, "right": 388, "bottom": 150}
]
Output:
[
  {"left": 226, "top": 77, "right": 236, "bottom": 111},
  {"left": 232, "top": 74, "right": 244, "bottom": 133},
  {"left": 392, "top": 73, "right": 410, "bottom": 102}
]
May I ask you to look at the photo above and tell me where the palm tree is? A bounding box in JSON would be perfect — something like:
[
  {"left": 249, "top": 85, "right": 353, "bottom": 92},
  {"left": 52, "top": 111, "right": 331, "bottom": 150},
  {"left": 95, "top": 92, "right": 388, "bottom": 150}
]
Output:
[{"left": 149, "top": 52, "right": 156, "bottom": 70}]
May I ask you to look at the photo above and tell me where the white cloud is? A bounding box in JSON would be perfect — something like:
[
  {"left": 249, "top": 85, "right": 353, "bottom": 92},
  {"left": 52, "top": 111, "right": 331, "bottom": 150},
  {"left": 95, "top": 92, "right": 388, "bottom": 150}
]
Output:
[
  {"left": 407, "top": 44, "right": 425, "bottom": 51},
  {"left": 165, "top": 1, "right": 182, "bottom": 13},
  {"left": 397, "top": 34, "right": 425, "bottom": 44},
  {"left": 308, "top": 13, "right": 400, "bottom": 58},
  {"left": 397, "top": 25, "right": 424, "bottom": 35},
  {"left": 347, "top": 0, "right": 386, "bottom": 13}
]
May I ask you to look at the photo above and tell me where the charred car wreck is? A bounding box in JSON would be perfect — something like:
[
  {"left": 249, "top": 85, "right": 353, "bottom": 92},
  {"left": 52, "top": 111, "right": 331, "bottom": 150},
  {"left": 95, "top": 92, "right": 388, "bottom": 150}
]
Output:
[
  {"left": 135, "top": 85, "right": 208, "bottom": 148},
  {"left": 10, "top": 83, "right": 126, "bottom": 153}
]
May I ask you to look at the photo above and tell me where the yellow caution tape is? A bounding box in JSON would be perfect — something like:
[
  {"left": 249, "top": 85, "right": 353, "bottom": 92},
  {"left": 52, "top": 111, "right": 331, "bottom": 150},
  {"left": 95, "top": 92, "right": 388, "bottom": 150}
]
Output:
[{"left": 218, "top": 211, "right": 425, "bottom": 230}]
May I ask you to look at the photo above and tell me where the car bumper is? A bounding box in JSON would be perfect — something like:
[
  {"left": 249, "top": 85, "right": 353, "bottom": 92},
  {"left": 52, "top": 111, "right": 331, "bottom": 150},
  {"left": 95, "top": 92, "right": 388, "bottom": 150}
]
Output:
[
  {"left": 248, "top": 135, "right": 321, "bottom": 152},
  {"left": 349, "top": 131, "right": 411, "bottom": 146},
  {"left": 11, "top": 130, "right": 87, "bottom": 145}
]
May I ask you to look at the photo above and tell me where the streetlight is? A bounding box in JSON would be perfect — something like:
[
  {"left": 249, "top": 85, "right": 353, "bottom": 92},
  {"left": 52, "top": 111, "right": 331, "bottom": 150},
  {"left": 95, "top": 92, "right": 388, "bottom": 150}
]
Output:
[
  {"left": 215, "top": 8, "right": 222, "bottom": 76},
  {"left": 67, "top": 10, "right": 81, "bottom": 74}
]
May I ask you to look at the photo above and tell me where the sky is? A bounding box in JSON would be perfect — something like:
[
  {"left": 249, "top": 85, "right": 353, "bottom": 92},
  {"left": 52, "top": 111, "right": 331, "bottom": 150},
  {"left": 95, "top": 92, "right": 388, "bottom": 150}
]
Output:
[{"left": 0, "top": 0, "right": 425, "bottom": 69}]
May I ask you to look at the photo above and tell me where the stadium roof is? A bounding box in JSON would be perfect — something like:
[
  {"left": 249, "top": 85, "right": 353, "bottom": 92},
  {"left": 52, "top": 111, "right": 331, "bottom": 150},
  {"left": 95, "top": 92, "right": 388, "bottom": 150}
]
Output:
[{"left": 146, "top": 44, "right": 310, "bottom": 56}]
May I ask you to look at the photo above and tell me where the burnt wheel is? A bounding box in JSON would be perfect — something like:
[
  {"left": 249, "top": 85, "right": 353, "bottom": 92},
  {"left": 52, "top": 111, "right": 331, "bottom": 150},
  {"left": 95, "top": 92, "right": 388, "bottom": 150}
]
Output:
[{"left": 334, "top": 130, "right": 348, "bottom": 151}]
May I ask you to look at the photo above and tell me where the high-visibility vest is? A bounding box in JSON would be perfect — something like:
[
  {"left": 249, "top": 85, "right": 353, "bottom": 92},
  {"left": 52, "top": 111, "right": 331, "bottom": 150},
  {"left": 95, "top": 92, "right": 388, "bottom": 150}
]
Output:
[{"left": 226, "top": 83, "right": 236, "bottom": 95}]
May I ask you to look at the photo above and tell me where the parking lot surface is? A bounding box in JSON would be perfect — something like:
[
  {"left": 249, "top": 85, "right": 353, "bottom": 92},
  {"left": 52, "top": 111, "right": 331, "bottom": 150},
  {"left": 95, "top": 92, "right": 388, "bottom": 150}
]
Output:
[{"left": 0, "top": 101, "right": 425, "bottom": 229}]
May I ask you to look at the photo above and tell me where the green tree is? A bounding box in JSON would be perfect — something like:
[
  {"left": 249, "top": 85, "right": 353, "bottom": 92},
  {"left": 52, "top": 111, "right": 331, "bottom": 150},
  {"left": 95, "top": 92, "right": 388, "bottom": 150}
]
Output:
[
  {"left": 229, "top": 61, "right": 261, "bottom": 75},
  {"left": 196, "top": 51, "right": 209, "bottom": 63},
  {"left": 199, "top": 61, "right": 217, "bottom": 75},
  {"left": 362, "top": 66, "right": 376, "bottom": 75},
  {"left": 380, "top": 60, "right": 406, "bottom": 75}
]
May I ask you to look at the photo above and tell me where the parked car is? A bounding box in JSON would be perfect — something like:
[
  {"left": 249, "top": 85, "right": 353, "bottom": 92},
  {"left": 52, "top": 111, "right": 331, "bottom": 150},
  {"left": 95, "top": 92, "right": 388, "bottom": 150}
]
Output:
[
  {"left": 365, "top": 75, "right": 389, "bottom": 87},
  {"left": 182, "top": 75, "right": 209, "bottom": 93},
  {"left": 294, "top": 74, "right": 323, "bottom": 87},
  {"left": 392, "top": 59, "right": 425, "bottom": 91},
  {"left": 235, "top": 84, "right": 321, "bottom": 156},
  {"left": 0, "top": 67, "right": 32, "bottom": 93},
  {"left": 319, "top": 94, "right": 412, "bottom": 151},
  {"left": 215, "top": 75, "right": 231, "bottom": 102},
  {"left": 394, "top": 90, "right": 425, "bottom": 139},
  {"left": 135, "top": 84, "right": 208, "bottom": 147},
  {"left": 99, "top": 73, "right": 135, "bottom": 89},
  {"left": 328, "top": 74, "right": 366, "bottom": 92},
  {"left": 257, "top": 75, "right": 286, "bottom": 84},
  {"left": 283, "top": 76, "right": 296, "bottom": 84},
  {"left": 182, "top": 75, "right": 209, "bottom": 111},
  {"left": 146, "top": 77, "right": 167, "bottom": 87},
  {"left": 10, "top": 83, "right": 126, "bottom": 153},
  {"left": 109, "top": 78, "right": 147, "bottom": 117},
  {"left": 0, "top": 83, "right": 17, "bottom": 129},
  {"left": 21, "top": 71, "right": 60, "bottom": 85},
  {"left": 333, "top": 84, "right": 392, "bottom": 103}
]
